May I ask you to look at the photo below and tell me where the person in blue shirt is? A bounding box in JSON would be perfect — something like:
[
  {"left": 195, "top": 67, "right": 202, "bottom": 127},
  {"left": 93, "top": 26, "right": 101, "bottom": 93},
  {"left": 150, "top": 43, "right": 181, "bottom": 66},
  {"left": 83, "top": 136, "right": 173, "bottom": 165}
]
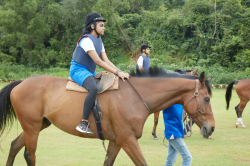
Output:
[
  {"left": 136, "top": 44, "right": 151, "bottom": 71},
  {"left": 163, "top": 104, "right": 192, "bottom": 166},
  {"left": 69, "top": 12, "right": 130, "bottom": 135}
]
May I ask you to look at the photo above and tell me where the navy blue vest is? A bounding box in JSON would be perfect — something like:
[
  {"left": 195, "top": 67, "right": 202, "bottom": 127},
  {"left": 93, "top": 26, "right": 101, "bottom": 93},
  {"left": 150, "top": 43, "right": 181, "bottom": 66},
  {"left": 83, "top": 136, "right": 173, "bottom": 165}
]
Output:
[
  {"left": 136, "top": 55, "right": 150, "bottom": 69},
  {"left": 72, "top": 34, "right": 103, "bottom": 73}
]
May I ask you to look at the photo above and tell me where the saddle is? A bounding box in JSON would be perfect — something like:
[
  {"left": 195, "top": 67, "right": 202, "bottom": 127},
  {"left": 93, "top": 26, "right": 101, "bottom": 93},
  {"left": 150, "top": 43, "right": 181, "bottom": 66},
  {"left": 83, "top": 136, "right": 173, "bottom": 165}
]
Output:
[
  {"left": 66, "top": 71, "right": 119, "bottom": 93},
  {"left": 66, "top": 71, "right": 119, "bottom": 140}
]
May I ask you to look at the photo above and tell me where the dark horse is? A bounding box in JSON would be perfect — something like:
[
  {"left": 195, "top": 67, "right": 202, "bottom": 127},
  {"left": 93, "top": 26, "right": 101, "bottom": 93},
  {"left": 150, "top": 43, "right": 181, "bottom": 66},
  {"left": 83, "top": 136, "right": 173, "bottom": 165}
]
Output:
[
  {"left": 226, "top": 79, "right": 250, "bottom": 128},
  {"left": 151, "top": 68, "right": 199, "bottom": 140},
  {"left": 0, "top": 67, "right": 214, "bottom": 166},
  {"left": 174, "top": 69, "right": 198, "bottom": 76}
]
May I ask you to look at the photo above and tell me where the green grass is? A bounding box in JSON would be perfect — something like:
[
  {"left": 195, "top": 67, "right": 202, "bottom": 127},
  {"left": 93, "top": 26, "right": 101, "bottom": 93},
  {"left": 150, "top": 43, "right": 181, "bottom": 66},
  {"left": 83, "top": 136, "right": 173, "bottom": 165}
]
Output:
[{"left": 0, "top": 83, "right": 250, "bottom": 166}]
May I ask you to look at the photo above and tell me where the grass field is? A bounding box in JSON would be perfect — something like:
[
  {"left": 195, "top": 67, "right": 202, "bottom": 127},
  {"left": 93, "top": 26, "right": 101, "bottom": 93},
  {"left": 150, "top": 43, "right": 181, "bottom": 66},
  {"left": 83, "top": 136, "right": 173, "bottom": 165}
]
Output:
[{"left": 0, "top": 83, "right": 250, "bottom": 166}]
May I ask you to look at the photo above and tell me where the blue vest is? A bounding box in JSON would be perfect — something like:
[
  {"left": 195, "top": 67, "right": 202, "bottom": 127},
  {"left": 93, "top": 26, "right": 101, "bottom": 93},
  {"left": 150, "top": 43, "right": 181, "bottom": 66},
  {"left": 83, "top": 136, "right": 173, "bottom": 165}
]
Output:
[
  {"left": 163, "top": 104, "right": 184, "bottom": 140},
  {"left": 136, "top": 55, "right": 150, "bottom": 69},
  {"left": 72, "top": 34, "right": 103, "bottom": 73}
]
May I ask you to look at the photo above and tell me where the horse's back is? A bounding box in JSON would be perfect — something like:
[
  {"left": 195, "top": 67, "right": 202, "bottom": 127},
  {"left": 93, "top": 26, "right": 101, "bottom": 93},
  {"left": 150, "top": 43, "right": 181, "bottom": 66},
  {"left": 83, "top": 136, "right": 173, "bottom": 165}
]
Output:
[
  {"left": 11, "top": 75, "right": 68, "bottom": 103},
  {"left": 10, "top": 75, "right": 67, "bottom": 115}
]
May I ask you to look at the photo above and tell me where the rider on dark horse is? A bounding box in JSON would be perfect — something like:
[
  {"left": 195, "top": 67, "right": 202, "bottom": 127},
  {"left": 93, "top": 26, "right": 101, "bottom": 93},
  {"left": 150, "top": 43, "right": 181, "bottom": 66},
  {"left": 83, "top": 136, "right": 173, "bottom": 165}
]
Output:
[{"left": 136, "top": 44, "right": 151, "bottom": 71}]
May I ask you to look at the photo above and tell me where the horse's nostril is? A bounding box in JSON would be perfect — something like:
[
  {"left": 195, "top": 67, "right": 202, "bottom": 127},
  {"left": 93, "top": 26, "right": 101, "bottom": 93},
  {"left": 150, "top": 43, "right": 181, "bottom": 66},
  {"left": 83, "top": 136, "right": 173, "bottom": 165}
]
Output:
[{"left": 211, "top": 127, "right": 215, "bottom": 133}]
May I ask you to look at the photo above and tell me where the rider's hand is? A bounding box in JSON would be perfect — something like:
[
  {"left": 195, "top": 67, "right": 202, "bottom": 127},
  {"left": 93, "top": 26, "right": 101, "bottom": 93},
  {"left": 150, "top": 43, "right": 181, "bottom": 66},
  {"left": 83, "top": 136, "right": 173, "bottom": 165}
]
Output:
[{"left": 117, "top": 71, "right": 130, "bottom": 82}]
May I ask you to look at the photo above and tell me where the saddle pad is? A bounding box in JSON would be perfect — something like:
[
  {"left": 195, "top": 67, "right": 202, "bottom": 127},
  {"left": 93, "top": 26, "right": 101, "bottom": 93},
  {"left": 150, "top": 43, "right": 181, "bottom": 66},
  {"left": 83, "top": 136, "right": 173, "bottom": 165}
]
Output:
[{"left": 66, "top": 71, "right": 119, "bottom": 93}]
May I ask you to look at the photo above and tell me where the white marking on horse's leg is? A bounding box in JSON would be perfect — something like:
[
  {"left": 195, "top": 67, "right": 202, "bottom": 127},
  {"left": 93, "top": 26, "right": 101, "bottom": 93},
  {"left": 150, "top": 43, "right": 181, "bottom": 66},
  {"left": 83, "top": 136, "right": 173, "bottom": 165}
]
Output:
[{"left": 237, "top": 118, "right": 246, "bottom": 128}]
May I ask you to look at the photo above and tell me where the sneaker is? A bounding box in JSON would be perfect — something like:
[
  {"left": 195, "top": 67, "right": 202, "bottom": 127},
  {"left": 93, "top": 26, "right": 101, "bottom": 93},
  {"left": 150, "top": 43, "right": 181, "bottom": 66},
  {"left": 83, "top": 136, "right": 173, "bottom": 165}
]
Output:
[{"left": 76, "top": 121, "right": 93, "bottom": 136}]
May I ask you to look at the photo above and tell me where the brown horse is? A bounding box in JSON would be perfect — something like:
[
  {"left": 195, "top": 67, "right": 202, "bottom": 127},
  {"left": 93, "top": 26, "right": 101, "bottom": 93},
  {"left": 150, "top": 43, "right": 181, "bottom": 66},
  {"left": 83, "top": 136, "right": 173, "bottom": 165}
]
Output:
[
  {"left": 0, "top": 67, "right": 214, "bottom": 166},
  {"left": 151, "top": 68, "right": 199, "bottom": 140},
  {"left": 226, "top": 79, "right": 250, "bottom": 128}
]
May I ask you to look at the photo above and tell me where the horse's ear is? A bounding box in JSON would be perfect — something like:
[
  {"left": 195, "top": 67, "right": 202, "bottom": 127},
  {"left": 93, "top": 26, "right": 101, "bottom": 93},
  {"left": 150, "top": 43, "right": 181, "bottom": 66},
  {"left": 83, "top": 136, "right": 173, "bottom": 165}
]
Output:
[
  {"left": 199, "top": 72, "right": 205, "bottom": 85},
  {"left": 208, "top": 77, "right": 213, "bottom": 81}
]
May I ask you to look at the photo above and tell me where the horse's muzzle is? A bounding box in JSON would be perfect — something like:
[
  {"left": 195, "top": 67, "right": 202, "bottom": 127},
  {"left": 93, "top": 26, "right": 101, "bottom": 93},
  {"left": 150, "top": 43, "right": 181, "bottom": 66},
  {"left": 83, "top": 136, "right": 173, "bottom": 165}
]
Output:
[{"left": 201, "top": 125, "right": 215, "bottom": 137}]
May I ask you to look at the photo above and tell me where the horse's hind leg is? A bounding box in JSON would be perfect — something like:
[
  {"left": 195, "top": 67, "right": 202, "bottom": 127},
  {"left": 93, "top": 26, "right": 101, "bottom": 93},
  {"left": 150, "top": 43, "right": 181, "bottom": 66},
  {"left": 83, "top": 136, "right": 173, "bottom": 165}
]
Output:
[
  {"left": 6, "top": 118, "right": 51, "bottom": 166},
  {"left": 152, "top": 112, "right": 159, "bottom": 140},
  {"left": 6, "top": 132, "right": 26, "bottom": 166},
  {"left": 24, "top": 118, "right": 51, "bottom": 165},
  {"left": 103, "top": 141, "right": 121, "bottom": 166},
  {"left": 235, "top": 101, "right": 247, "bottom": 128}
]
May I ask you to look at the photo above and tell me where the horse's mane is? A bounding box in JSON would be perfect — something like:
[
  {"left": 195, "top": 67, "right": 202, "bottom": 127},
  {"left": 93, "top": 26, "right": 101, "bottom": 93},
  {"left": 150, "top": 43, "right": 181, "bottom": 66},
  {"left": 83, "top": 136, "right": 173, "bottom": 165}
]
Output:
[
  {"left": 130, "top": 66, "right": 212, "bottom": 95},
  {"left": 174, "top": 69, "right": 193, "bottom": 74},
  {"left": 130, "top": 67, "right": 197, "bottom": 79}
]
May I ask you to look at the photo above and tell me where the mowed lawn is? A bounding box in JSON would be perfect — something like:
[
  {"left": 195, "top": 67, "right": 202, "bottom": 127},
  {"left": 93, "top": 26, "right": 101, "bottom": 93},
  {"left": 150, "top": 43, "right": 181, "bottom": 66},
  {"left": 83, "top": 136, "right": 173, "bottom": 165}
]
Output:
[{"left": 0, "top": 82, "right": 250, "bottom": 166}]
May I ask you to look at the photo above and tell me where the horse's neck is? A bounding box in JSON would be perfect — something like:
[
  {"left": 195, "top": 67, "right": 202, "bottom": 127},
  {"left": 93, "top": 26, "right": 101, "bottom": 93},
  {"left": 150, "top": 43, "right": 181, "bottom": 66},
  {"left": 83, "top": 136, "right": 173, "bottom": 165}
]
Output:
[{"left": 132, "top": 77, "right": 195, "bottom": 113}]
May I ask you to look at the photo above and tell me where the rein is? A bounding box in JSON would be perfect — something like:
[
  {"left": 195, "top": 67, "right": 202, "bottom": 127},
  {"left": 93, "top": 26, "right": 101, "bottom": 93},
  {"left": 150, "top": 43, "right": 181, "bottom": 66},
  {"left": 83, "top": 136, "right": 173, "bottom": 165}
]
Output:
[
  {"left": 184, "top": 79, "right": 213, "bottom": 119},
  {"left": 127, "top": 79, "right": 152, "bottom": 114},
  {"left": 183, "top": 111, "right": 193, "bottom": 137},
  {"left": 182, "top": 70, "right": 195, "bottom": 138}
]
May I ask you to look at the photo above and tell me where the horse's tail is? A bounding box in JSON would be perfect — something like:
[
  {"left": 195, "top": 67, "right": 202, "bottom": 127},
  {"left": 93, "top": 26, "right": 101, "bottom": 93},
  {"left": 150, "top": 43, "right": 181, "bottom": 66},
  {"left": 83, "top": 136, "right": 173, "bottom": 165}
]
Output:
[
  {"left": 226, "top": 80, "right": 238, "bottom": 110},
  {"left": 0, "top": 80, "right": 22, "bottom": 136}
]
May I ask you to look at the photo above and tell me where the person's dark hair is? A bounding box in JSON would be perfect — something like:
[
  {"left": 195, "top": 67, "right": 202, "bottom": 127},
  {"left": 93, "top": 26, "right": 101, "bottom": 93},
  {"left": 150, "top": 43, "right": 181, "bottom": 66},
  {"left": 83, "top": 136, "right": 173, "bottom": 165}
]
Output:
[{"left": 81, "top": 24, "right": 93, "bottom": 36}]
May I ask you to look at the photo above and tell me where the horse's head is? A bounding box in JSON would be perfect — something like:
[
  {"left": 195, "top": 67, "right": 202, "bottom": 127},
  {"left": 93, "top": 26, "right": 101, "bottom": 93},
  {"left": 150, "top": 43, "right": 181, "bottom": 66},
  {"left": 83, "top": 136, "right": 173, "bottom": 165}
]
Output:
[{"left": 184, "top": 72, "right": 215, "bottom": 137}]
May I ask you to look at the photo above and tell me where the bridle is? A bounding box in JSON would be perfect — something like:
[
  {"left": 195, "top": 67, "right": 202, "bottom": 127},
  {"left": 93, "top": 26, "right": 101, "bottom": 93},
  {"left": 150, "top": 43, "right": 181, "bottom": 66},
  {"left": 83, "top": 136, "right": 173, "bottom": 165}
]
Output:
[{"left": 183, "top": 79, "right": 213, "bottom": 119}]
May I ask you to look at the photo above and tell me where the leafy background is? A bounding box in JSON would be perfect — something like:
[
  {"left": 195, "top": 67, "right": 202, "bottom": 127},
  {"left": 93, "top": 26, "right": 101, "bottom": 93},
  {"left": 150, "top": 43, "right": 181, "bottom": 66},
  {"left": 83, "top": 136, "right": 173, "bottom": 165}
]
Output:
[{"left": 1, "top": 0, "right": 250, "bottom": 83}]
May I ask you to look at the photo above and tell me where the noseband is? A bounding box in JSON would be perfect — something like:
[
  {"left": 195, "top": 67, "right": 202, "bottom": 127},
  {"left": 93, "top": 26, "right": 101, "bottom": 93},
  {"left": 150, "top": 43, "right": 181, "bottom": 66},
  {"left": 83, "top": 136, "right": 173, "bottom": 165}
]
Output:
[{"left": 183, "top": 79, "right": 213, "bottom": 119}]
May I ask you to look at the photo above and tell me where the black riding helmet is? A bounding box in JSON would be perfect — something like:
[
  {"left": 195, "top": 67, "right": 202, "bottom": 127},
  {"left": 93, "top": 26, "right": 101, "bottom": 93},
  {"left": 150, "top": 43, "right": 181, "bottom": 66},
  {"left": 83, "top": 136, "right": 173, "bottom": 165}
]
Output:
[
  {"left": 141, "top": 44, "right": 151, "bottom": 53},
  {"left": 85, "top": 12, "right": 106, "bottom": 36}
]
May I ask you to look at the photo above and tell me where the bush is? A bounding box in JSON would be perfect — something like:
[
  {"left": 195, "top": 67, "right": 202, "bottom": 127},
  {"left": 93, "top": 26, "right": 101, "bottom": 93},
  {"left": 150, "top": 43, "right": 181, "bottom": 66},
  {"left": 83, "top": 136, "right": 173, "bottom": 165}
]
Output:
[
  {"left": 0, "top": 60, "right": 249, "bottom": 85},
  {"left": 0, "top": 63, "right": 69, "bottom": 80}
]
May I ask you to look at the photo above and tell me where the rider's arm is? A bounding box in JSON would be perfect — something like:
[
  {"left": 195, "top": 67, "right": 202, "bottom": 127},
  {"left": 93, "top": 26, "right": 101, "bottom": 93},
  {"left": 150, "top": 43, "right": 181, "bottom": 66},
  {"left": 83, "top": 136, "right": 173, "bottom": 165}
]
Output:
[
  {"left": 88, "top": 50, "right": 117, "bottom": 74},
  {"left": 100, "top": 51, "right": 121, "bottom": 71}
]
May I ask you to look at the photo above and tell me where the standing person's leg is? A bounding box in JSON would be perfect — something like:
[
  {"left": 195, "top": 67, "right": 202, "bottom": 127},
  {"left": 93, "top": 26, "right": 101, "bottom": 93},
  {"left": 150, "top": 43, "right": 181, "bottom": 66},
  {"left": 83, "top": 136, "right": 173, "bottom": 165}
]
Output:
[
  {"left": 164, "top": 140, "right": 178, "bottom": 166},
  {"left": 76, "top": 76, "right": 98, "bottom": 134},
  {"left": 169, "top": 137, "right": 192, "bottom": 166}
]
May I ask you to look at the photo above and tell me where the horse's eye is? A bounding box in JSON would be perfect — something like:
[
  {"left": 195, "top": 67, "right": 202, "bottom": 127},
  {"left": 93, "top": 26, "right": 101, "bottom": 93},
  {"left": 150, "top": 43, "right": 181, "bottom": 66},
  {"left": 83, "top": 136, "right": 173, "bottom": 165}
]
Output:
[{"left": 204, "top": 98, "right": 210, "bottom": 103}]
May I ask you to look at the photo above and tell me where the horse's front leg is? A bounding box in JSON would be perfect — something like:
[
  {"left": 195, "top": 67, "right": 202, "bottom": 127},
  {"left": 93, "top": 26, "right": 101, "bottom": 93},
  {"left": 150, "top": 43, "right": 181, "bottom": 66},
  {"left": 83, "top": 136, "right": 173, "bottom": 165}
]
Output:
[
  {"left": 103, "top": 141, "right": 121, "bottom": 166},
  {"left": 120, "top": 137, "right": 147, "bottom": 166}
]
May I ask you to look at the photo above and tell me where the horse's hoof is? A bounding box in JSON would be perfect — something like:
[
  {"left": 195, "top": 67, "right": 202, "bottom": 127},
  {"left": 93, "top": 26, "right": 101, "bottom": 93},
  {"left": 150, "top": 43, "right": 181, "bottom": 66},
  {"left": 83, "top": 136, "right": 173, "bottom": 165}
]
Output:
[
  {"left": 154, "top": 137, "right": 159, "bottom": 140},
  {"left": 235, "top": 124, "right": 238, "bottom": 128}
]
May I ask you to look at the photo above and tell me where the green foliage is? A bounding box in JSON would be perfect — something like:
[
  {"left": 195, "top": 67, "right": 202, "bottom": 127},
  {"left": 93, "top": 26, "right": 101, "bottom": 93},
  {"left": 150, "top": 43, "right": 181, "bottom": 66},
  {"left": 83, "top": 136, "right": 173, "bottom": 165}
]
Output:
[
  {"left": 0, "top": 63, "right": 69, "bottom": 79},
  {"left": 0, "top": 0, "right": 250, "bottom": 83}
]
